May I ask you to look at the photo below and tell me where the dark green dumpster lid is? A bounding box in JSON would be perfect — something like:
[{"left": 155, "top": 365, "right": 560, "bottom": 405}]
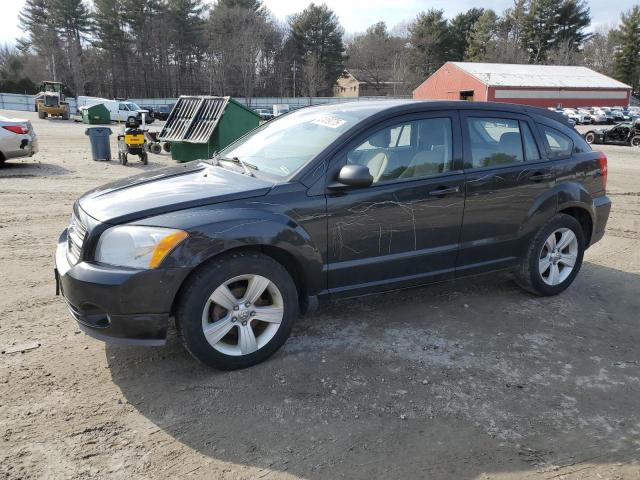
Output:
[{"left": 158, "top": 96, "right": 260, "bottom": 144}]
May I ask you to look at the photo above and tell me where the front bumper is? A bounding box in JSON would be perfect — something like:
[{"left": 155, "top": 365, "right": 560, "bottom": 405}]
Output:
[
  {"left": 55, "top": 229, "right": 191, "bottom": 346},
  {"left": 591, "top": 195, "right": 611, "bottom": 246}
]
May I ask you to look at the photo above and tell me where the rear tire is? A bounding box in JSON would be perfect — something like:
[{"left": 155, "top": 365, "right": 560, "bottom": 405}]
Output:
[
  {"left": 514, "top": 214, "right": 585, "bottom": 296},
  {"left": 150, "top": 143, "right": 162, "bottom": 155},
  {"left": 162, "top": 142, "right": 171, "bottom": 153},
  {"left": 176, "top": 251, "right": 298, "bottom": 369},
  {"left": 631, "top": 135, "right": 640, "bottom": 147}
]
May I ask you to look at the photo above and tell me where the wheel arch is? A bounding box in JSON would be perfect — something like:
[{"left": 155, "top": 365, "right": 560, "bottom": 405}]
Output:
[
  {"left": 157, "top": 208, "right": 326, "bottom": 317},
  {"left": 557, "top": 205, "right": 593, "bottom": 247},
  {"left": 170, "top": 244, "right": 313, "bottom": 319},
  {"left": 556, "top": 182, "right": 596, "bottom": 247},
  {"left": 521, "top": 182, "right": 596, "bottom": 249}
]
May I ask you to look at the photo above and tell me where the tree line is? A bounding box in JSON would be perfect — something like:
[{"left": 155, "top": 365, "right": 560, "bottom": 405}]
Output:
[{"left": 1, "top": 0, "right": 639, "bottom": 101}]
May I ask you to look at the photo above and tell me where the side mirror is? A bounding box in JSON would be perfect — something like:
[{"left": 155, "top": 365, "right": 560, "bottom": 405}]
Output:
[{"left": 328, "top": 164, "right": 373, "bottom": 190}]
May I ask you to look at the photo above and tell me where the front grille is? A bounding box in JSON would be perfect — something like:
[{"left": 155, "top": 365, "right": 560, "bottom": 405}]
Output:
[
  {"left": 67, "top": 213, "right": 87, "bottom": 265},
  {"left": 44, "top": 95, "right": 58, "bottom": 107}
]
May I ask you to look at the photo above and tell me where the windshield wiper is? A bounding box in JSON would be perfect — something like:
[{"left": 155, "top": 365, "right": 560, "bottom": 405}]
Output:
[{"left": 217, "top": 156, "right": 258, "bottom": 176}]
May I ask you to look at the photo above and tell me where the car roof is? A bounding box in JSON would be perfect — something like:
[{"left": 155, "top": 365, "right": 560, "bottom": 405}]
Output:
[{"left": 303, "top": 99, "right": 568, "bottom": 126}]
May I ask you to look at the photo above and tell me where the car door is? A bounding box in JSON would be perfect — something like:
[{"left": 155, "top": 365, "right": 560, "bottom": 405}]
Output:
[
  {"left": 615, "top": 124, "right": 631, "bottom": 143},
  {"left": 457, "top": 111, "right": 555, "bottom": 276},
  {"left": 325, "top": 111, "right": 465, "bottom": 298},
  {"left": 118, "top": 103, "right": 129, "bottom": 122}
]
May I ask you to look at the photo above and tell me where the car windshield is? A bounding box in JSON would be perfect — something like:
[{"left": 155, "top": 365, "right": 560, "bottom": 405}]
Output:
[
  {"left": 220, "top": 104, "right": 380, "bottom": 178},
  {"left": 126, "top": 102, "right": 141, "bottom": 111}
]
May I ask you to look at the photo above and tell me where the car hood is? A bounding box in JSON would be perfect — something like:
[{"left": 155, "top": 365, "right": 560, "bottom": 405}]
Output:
[{"left": 79, "top": 161, "right": 273, "bottom": 224}]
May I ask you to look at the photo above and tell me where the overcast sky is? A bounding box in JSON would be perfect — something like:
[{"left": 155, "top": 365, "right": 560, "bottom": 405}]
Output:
[{"left": 0, "top": 0, "right": 628, "bottom": 45}]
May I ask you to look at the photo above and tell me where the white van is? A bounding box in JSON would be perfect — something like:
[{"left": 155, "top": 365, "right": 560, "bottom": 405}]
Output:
[
  {"left": 76, "top": 96, "right": 149, "bottom": 123},
  {"left": 272, "top": 104, "right": 290, "bottom": 117}
]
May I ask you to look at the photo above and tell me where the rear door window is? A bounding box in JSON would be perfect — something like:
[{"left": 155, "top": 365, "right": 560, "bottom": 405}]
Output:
[
  {"left": 465, "top": 117, "right": 544, "bottom": 169},
  {"left": 466, "top": 118, "right": 523, "bottom": 168}
]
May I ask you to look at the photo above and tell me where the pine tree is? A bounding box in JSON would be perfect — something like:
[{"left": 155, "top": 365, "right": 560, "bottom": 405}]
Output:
[
  {"left": 613, "top": 5, "right": 640, "bottom": 95},
  {"left": 448, "top": 8, "right": 485, "bottom": 61},
  {"left": 48, "top": 0, "right": 92, "bottom": 94},
  {"left": 408, "top": 9, "right": 449, "bottom": 77},
  {"left": 18, "top": 0, "right": 62, "bottom": 81},
  {"left": 555, "top": 0, "right": 591, "bottom": 51},
  {"left": 166, "top": 0, "right": 206, "bottom": 94},
  {"left": 288, "top": 3, "right": 345, "bottom": 96},
  {"left": 465, "top": 10, "right": 499, "bottom": 62},
  {"left": 497, "top": 0, "right": 529, "bottom": 63},
  {"left": 523, "top": 0, "right": 562, "bottom": 63},
  {"left": 93, "top": 0, "right": 130, "bottom": 97}
]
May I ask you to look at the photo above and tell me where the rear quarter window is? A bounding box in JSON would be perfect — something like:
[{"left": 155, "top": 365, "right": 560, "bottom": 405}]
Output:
[{"left": 540, "top": 126, "right": 573, "bottom": 159}]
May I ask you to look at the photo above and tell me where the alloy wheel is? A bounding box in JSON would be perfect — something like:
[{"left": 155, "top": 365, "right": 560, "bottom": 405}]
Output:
[
  {"left": 538, "top": 228, "right": 578, "bottom": 286},
  {"left": 201, "top": 274, "right": 284, "bottom": 356}
]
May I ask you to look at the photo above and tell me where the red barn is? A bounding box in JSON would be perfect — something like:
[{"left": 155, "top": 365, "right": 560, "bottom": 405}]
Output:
[{"left": 413, "top": 62, "right": 632, "bottom": 108}]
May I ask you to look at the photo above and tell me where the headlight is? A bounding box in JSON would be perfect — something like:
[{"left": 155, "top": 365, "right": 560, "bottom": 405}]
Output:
[{"left": 95, "top": 226, "right": 188, "bottom": 269}]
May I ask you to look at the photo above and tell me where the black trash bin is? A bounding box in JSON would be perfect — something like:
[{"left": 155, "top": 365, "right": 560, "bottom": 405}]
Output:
[{"left": 85, "top": 127, "right": 112, "bottom": 161}]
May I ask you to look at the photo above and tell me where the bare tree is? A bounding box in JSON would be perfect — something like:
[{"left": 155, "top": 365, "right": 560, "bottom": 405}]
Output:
[
  {"left": 583, "top": 25, "right": 618, "bottom": 75},
  {"left": 301, "top": 52, "right": 326, "bottom": 97}
]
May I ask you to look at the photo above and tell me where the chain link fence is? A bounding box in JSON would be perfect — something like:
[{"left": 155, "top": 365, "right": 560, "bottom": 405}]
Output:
[{"left": 1, "top": 93, "right": 409, "bottom": 115}]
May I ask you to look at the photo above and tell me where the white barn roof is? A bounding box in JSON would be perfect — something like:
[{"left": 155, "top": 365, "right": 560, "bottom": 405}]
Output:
[{"left": 450, "top": 62, "right": 631, "bottom": 90}]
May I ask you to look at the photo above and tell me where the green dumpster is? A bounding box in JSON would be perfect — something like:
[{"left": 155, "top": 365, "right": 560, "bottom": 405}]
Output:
[
  {"left": 81, "top": 103, "right": 111, "bottom": 125},
  {"left": 158, "top": 96, "right": 260, "bottom": 162}
]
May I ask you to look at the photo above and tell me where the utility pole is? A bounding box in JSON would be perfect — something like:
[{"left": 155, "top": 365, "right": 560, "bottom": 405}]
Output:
[{"left": 292, "top": 59, "right": 297, "bottom": 98}]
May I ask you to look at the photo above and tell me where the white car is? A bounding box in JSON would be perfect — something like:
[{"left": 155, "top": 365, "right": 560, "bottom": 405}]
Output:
[
  {"left": 563, "top": 108, "right": 591, "bottom": 124},
  {"left": 0, "top": 116, "right": 38, "bottom": 165},
  {"left": 590, "top": 109, "right": 608, "bottom": 124}
]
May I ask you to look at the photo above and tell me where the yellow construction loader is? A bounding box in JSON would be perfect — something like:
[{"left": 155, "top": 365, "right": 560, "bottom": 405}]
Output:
[{"left": 34, "top": 81, "right": 70, "bottom": 120}]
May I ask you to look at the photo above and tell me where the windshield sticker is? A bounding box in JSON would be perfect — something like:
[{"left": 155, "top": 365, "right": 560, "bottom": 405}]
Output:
[{"left": 311, "top": 115, "right": 346, "bottom": 129}]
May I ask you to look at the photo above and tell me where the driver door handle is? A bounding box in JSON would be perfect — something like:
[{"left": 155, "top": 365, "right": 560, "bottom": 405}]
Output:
[
  {"left": 529, "top": 172, "right": 553, "bottom": 182},
  {"left": 428, "top": 186, "right": 460, "bottom": 196}
]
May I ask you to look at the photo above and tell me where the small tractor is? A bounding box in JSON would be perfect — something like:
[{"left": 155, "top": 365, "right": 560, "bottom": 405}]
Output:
[{"left": 34, "top": 81, "right": 70, "bottom": 120}]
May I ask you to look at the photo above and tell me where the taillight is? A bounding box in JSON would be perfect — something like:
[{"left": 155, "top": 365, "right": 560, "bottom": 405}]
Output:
[
  {"left": 2, "top": 125, "right": 29, "bottom": 135},
  {"left": 597, "top": 151, "right": 607, "bottom": 192}
]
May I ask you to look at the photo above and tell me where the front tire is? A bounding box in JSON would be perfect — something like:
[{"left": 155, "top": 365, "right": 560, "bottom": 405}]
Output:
[
  {"left": 631, "top": 135, "right": 640, "bottom": 147},
  {"left": 584, "top": 132, "right": 596, "bottom": 144},
  {"left": 176, "top": 251, "right": 298, "bottom": 369},
  {"left": 514, "top": 214, "right": 585, "bottom": 296}
]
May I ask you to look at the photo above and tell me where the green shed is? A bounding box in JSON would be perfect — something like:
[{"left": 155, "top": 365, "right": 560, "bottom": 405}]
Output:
[
  {"left": 81, "top": 103, "right": 111, "bottom": 125},
  {"left": 158, "top": 96, "right": 260, "bottom": 162}
]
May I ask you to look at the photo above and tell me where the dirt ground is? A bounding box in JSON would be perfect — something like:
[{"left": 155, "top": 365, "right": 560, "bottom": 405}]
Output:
[{"left": 1, "top": 111, "right": 639, "bottom": 480}]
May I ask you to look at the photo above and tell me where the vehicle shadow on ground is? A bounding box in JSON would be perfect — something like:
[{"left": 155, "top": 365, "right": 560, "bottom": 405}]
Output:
[
  {"left": 0, "top": 160, "right": 71, "bottom": 177},
  {"left": 98, "top": 153, "right": 170, "bottom": 171},
  {"left": 107, "top": 261, "right": 640, "bottom": 479}
]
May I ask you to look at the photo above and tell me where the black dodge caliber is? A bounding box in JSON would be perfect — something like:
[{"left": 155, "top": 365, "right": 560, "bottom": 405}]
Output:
[{"left": 55, "top": 101, "right": 611, "bottom": 369}]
